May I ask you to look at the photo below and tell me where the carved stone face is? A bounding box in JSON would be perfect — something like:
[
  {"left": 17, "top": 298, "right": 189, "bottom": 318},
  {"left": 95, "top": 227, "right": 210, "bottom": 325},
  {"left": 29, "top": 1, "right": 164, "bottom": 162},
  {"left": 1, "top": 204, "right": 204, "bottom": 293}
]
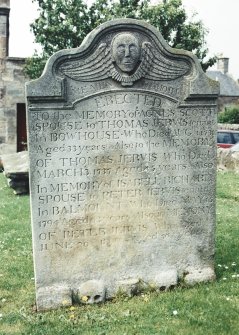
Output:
[{"left": 112, "top": 33, "right": 141, "bottom": 73}]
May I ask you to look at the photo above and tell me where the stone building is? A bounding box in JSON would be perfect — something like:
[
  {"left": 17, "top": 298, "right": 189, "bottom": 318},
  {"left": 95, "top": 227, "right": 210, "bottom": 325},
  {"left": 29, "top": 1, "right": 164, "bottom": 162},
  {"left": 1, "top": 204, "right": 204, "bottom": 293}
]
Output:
[
  {"left": 207, "top": 57, "right": 239, "bottom": 112},
  {"left": 0, "top": 0, "right": 28, "bottom": 158}
]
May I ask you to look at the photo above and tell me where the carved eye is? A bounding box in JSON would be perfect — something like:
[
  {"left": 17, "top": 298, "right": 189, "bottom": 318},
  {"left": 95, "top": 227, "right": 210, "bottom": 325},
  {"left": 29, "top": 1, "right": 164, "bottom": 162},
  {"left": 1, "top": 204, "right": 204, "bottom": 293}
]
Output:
[
  {"left": 129, "top": 44, "right": 137, "bottom": 51},
  {"left": 129, "top": 44, "right": 139, "bottom": 55},
  {"left": 94, "top": 295, "right": 101, "bottom": 302},
  {"left": 117, "top": 45, "right": 125, "bottom": 54}
]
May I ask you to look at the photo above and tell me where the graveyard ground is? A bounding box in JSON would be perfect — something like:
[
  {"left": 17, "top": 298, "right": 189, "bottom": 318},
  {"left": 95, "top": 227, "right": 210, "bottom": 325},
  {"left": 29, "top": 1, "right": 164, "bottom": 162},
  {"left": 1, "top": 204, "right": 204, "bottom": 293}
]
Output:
[{"left": 0, "top": 172, "right": 238, "bottom": 335}]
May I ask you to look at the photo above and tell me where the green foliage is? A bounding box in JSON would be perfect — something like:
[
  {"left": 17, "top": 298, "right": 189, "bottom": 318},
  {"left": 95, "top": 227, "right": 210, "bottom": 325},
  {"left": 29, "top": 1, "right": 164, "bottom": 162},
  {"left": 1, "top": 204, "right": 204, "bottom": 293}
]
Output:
[
  {"left": 218, "top": 106, "right": 239, "bottom": 124},
  {"left": 24, "top": 52, "right": 48, "bottom": 80},
  {"left": 25, "top": 0, "right": 216, "bottom": 79},
  {"left": 0, "top": 172, "right": 239, "bottom": 334}
]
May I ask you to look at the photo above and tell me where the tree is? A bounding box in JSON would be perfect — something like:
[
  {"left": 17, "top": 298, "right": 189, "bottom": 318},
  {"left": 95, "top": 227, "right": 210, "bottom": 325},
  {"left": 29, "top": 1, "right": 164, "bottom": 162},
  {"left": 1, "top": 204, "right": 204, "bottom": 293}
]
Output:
[{"left": 25, "top": 0, "right": 216, "bottom": 79}]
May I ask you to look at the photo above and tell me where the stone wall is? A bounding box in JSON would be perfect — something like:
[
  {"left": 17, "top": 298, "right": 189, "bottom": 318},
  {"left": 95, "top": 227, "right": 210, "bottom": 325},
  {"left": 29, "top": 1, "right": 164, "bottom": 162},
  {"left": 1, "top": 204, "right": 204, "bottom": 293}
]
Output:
[
  {"left": 218, "top": 123, "right": 239, "bottom": 131},
  {"left": 0, "top": 57, "right": 28, "bottom": 157}
]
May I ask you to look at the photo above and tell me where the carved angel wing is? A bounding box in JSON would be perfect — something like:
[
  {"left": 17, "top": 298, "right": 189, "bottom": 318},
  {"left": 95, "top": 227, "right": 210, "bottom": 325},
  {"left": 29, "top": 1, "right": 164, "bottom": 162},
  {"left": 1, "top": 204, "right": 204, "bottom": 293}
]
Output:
[
  {"left": 58, "top": 43, "right": 113, "bottom": 81},
  {"left": 141, "top": 42, "right": 191, "bottom": 81},
  {"left": 57, "top": 40, "right": 191, "bottom": 85}
]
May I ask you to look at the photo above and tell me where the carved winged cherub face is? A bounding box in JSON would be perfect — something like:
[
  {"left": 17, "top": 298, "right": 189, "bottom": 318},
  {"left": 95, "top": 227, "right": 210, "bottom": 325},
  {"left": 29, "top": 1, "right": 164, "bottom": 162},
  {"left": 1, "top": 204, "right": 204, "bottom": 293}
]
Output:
[{"left": 112, "top": 33, "right": 141, "bottom": 73}]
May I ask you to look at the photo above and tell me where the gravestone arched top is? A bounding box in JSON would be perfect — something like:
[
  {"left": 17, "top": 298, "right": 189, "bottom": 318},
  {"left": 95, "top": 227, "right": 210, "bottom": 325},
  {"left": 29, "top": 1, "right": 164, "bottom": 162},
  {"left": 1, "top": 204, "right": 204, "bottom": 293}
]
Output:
[{"left": 27, "top": 19, "right": 219, "bottom": 103}]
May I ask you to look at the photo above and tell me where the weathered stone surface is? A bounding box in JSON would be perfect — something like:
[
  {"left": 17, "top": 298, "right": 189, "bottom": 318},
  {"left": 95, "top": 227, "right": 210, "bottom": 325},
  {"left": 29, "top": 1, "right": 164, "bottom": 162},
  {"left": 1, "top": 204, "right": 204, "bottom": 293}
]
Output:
[
  {"left": 26, "top": 19, "right": 219, "bottom": 311},
  {"left": 184, "top": 267, "right": 216, "bottom": 285},
  {"left": 36, "top": 285, "right": 72, "bottom": 311},
  {"left": 1, "top": 151, "right": 29, "bottom": 194},
  {"left": 154, "top": 269, "right": 178, "bottom": 290},
  {"left": 217, "top": 147, "right": 239, "bottom": 173},
  {"left": 76, "top": 280, "right": 106, "bottom": 304},
  {"left": 116, "top": 278, "right": 142, "bottom": 297}
]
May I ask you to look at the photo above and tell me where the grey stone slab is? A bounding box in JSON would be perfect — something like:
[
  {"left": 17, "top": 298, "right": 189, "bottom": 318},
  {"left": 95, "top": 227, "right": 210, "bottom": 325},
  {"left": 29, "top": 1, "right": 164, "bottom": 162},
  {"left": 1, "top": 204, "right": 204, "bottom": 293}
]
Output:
[
  {"left": 26, "top": 19, "right": 219, "bottom": 311},
  {"left": 1, "top": 151, "right": 29, "bottom": 174},
  {"left": 1, "top": 151, "right": 29, "bottom": 194}
]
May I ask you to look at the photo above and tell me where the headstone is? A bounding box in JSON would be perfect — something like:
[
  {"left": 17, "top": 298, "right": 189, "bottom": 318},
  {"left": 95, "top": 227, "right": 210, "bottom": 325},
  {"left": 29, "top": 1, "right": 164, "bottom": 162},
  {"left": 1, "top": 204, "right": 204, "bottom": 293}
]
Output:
[
  {"left": 1, "top": 151, "right": 29, "bottom": 194},
  {"left": 26, "top": 19, "right": 219, "bottom": 311}
]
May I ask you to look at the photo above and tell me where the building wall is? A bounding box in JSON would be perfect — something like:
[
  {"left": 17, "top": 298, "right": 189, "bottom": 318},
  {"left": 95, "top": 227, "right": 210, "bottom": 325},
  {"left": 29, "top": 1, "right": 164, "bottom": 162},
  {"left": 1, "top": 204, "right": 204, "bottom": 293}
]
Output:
[
  {"left": 218, "top": 96, "right": 239, "bottom": 112},
  {"left": 0, "top": 57, "right": 28, "bottom": 156},
  {"left": 0, "top": 0, "right": 29, "bottom": 158}
]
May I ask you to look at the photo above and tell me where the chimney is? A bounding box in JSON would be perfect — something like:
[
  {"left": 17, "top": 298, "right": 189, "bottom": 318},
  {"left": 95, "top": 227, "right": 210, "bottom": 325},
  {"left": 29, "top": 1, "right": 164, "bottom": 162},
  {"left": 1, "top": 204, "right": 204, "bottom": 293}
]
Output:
[
  {"left": 217, "top": 57, "right": 229, "bottom": 74},
  {"left": 0, "top": 0, "right": 10, "bottom": 58}
]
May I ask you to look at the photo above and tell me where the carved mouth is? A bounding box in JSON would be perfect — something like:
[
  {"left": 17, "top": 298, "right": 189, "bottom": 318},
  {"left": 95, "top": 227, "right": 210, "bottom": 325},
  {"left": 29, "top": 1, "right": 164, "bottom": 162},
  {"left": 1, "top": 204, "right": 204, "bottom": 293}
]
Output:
[{"left": 122, "top": 62, "right": 134, "bottom": 67}]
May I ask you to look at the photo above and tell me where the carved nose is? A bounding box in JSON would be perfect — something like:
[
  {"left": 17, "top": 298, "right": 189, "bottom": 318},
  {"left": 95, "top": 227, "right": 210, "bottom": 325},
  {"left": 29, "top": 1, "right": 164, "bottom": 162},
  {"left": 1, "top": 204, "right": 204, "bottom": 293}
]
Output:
[{"left": 124, "top": 46, "right": 130, "bottom": 57}]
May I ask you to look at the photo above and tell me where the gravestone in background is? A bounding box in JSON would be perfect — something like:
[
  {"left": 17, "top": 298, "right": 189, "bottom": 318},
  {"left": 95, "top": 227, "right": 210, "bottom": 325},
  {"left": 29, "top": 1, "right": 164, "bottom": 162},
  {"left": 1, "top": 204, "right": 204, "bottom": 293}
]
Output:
[{"left": 26, "top": 19, "right": 219, "bottom": 311}]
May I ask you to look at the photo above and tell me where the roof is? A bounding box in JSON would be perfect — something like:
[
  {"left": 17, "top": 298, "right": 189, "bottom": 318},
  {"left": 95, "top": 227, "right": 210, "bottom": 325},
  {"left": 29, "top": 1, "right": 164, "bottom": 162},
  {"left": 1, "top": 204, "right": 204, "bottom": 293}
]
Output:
[{"left": 206, "top": 71, "right": 239, "bottom": 96}]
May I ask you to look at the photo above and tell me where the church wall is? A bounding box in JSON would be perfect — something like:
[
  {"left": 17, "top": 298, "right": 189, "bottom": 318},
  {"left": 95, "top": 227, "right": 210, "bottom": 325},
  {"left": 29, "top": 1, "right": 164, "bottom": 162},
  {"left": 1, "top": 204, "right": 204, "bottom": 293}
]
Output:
[{"left": 0, "top": 57, "right": 28, "bottom": 157}]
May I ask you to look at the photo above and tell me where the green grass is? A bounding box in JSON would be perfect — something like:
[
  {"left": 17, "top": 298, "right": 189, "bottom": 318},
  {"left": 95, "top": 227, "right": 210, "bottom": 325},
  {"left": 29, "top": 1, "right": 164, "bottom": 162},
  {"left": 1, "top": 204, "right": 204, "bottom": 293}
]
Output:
[{"left": 0, "top": 172, "right": 238, "bottom": 335}]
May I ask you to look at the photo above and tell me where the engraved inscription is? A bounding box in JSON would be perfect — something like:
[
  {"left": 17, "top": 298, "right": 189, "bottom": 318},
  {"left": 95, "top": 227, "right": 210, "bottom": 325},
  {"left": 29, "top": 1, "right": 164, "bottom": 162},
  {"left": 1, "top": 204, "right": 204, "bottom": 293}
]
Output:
[{"left": 29, "top": 90, "right": 217, "bottom": 255}]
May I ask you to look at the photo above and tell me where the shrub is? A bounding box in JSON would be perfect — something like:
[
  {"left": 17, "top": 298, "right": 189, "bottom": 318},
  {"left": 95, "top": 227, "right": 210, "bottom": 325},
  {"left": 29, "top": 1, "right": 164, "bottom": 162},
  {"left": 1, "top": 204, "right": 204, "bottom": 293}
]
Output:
[{"left": 218, "top": 106, "right": 239, "bottom": 124}]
